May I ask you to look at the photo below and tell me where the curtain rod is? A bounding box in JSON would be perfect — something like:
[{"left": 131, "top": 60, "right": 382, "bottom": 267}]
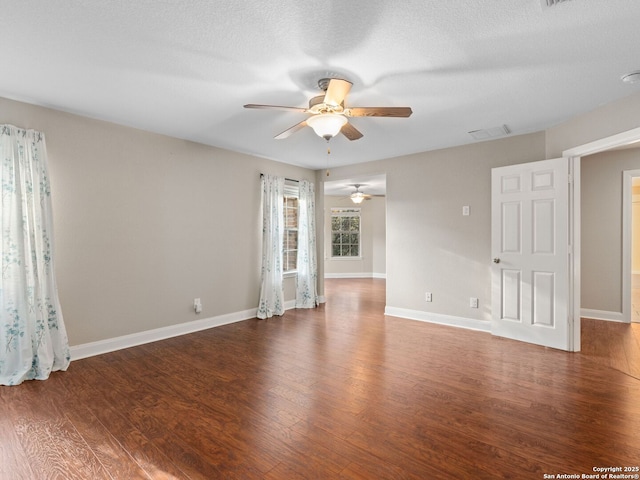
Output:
[{"left": 260, "top": 173, "right": 299, "bottom": 183}]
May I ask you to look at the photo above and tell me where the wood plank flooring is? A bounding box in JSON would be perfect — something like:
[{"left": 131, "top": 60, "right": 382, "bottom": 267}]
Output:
[
  {"left": 581, "top": 317, "right": 640, "bottom": 380},
  {"left": 2, "top": 278, "right": 640, "bottom": 479}
]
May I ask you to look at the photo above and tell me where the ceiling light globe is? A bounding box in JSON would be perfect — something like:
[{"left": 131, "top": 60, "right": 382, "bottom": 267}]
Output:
[
  {"left": 351, "top": 192, "right": 365, "bottom": 204},
  {"left": 307, "top": 114, "right": 348, "bottom": 140}
]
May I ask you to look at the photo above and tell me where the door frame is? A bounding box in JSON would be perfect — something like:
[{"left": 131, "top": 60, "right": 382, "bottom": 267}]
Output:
[
  {"left": 623, "top": 169, "right": 640, "bottom": 324},
  {"left": 563, "top": 126, "right": 640, "bottom": 350}
]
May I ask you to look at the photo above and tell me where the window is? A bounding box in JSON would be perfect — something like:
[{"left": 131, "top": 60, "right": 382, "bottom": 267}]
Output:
[
  {"left": 331, "top": 207, "right": 361, "bottom": 257},
  {"left": 283, "top": 183, "right": 299, "bottom": 273}
]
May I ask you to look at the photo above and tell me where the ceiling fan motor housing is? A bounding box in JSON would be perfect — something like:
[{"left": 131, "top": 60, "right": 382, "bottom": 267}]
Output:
[{"left": 318, "top": 77, "right": 344, "bottom": 91}]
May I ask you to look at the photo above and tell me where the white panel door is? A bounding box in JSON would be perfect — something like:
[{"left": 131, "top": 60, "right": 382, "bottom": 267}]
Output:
[{"left": 491, "top": 158, "right": 570, "bottom": 350}]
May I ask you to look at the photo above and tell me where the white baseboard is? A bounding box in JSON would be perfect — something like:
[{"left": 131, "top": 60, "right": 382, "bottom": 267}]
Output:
[
  {"left": 69, "top": 299, "right": 312, "bottom": 361},
  {"left": 69, "top": 307, "right": 259, "bottom": 361},
  {"left": 580, "top": 308, "right": 626, "bottom": 323},
  {"left": 384, "top": 306, "right": 491, "bottom": 333},
  {"left": 325, "top": 273, "right": 386, "bottom": 279}
]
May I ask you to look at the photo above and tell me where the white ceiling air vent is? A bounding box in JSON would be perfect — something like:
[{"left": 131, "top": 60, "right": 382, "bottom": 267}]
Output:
[
  {"left": 541, "top": 0, "right": 572, "bottom": 7},
  {"left": 468, "top": 125, "right": 511, "bottom": 140}
]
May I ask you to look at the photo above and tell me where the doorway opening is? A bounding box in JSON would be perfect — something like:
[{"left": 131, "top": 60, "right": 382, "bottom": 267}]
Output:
[
  {"left": 623, "top": 169, "right": 640, "bottom": 323},
  {"left": 323, "top": 173, "right": 387, "bottom": 280},
  {"left": 564, "top": 126, "right": 640, "bottom": 349}
]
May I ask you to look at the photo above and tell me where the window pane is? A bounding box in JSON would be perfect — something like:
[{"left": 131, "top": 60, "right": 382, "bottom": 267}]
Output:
[
  {"left": 331, "top": 211, "right": 361, "bottom": 257},
  {"left": 282, "top": 192, "right": 299, "bottom": 271},
  {"left": 285, "top": 252, "right": 297, "bottom": 271},
  {"left": 285, "top": 211, "right": 297, "bottom": 228},
  {"left": 286, "top": 230, "right": 298, "bottom": 248}
]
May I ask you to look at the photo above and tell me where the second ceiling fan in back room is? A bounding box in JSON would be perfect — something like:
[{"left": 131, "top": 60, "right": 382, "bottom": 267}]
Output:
[
  {"left": 244, "top": 78, "right": 413, "bottom": 161},
  {"left": 348, "top": 184, "right": 384, "bottom": 204}
]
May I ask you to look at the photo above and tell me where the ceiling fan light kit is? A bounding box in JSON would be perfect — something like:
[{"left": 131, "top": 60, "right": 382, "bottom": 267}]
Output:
[
  {"left": 349, "top": 184, "right": 373, "bottom": 204},
  {"left": 306, "top": 113, "right": 348, "bottom": 140},
  {"left": 351, "top": 192, "right": 366, "bottom": 204}
]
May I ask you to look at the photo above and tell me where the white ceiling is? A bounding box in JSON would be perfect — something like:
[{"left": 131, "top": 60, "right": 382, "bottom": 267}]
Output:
[{"left": 2, "top": 1, "right": 640, "bottom": 171}]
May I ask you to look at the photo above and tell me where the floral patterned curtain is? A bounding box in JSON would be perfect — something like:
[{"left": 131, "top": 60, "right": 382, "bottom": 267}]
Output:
[
  {"left": 257, "top": 174, "right": 285, "bottom": 319},
  {"left": 295, "top": 180, "right": 318, "bottom": 308},
  {"left": 0, "top": 125, "right": 70, "bottom": 386}
]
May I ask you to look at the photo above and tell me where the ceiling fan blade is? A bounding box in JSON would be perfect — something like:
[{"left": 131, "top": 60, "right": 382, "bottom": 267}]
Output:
[
  {"left": 274, "top": 120, "right": 308, "bottom": 139},
  {"left": 340, "top": 122, "right": 364, "bottom": 141},
  {"left": 345, "top": 107, "right": 413, "bottom": 118},
  {"left": 244, "top": 104, "right": 308, "bottom": 113},
  {"left": 323, "top": 79, "right": 353, "bottom": 107}
]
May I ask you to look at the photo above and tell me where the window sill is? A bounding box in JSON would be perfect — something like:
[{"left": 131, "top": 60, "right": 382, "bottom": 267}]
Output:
[
  {"left": 284, "top": 271, "right": 298, "bottom": 278},
  {"left": 328, "top": 257, "right": 363, "bottom": 261}
]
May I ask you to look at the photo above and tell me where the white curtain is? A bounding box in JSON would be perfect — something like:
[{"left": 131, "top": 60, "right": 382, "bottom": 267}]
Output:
[
  {"left": 296, "top": 180, "right": 318, "bottom": 308},
  {"left": 257, "top": 174, "right": 285, "bottom": 319},
  {"left": 0, "top": 125, "right": 70, "bottom": 386}
]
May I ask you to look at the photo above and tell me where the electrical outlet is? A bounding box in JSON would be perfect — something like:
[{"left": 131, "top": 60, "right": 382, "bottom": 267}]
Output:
[
  {"left": 462, "top": 205, "right": 470, "bottom": 216},
  {"left": 194, "top": 298, "right": 202, "bottom": 314},
  {"left": 425, "top": 292, "right": 432, "bottom": 302},
  {"left": 470, "top": 297, "right": 479, "bottom": 308}
]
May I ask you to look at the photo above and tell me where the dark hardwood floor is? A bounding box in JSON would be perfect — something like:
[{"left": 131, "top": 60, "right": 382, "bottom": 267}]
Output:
[
  {"left": 581, "top": 317, "right": 640, "bottom": 380},
  {"left": 2, "top": 278, "right": 640, "bottom": 479}
]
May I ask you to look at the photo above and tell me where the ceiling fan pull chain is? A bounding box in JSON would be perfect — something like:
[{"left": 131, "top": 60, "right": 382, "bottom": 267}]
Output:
[{"left": 326, "top": 142, "right": 331, "bottom": 176}]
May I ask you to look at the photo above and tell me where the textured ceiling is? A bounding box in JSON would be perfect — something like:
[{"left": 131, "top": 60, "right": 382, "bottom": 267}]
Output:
[{"left": 2, "top": 0, "right": 640, "bottom": 170}]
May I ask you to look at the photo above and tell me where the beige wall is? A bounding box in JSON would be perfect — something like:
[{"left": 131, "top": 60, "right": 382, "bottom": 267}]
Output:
[
  {"left": 324, "top": 195, "right": 386, "bottom": 277},
  {"left": 371, "top": 196, "right": 386, "bottom": 275},
  {"left": 322, "top": 132, "right": 546, "bottom": 320},
  {"left": 0, "top": 97, "right": 317, "bottom": 346}
]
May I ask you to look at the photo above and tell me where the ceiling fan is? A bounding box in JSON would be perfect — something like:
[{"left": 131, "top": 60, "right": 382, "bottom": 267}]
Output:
[
  {"left": 244, "top": 78, "right": 413, "bottom": 142},
  {"left": 348, "top": 184, "right": 383, "bottom": 204}
]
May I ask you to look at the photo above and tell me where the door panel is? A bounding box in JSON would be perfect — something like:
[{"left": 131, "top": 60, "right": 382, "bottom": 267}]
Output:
[
  {"left": 501, "top": 270, "right": 521, "bottom": 321},
  {"left": 491, "top": 158, "right": 569, "bottom": 350},
  {"left": 501, "top": 202, "right": 521, "bottom": 253},
  {"left": 532, "top": 271, "right": 554, "bottom": 327},
  {"left": 533, "top": 199, "right": 555, "bottom": 254}
]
